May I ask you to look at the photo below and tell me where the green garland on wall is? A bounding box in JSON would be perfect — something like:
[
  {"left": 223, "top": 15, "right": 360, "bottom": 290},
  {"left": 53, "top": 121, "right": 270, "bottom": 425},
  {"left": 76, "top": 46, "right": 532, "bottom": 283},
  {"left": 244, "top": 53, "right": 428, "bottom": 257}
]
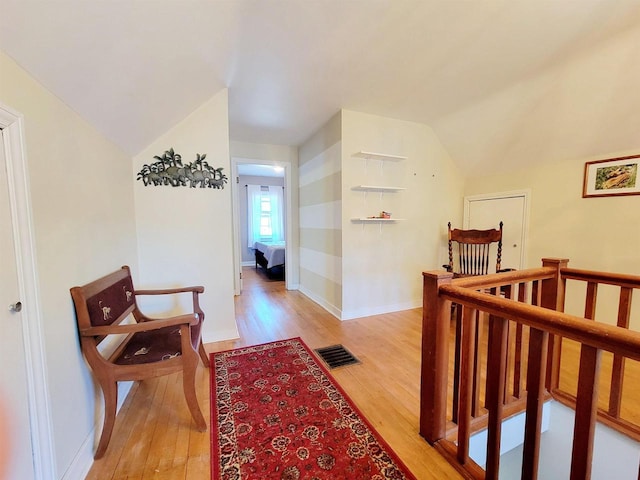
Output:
[{"left": 136, "top": 148, "right": 228, "bottom": 189}]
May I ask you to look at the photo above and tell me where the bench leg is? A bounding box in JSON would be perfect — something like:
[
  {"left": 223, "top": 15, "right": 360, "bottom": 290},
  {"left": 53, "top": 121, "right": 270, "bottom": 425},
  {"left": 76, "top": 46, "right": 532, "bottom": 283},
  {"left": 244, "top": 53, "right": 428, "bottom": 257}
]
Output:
[
  {"left": 183, "top": 350, "right": 206, "bottom": 432},
  {"left": 95, "top": 380, "right": 118, "bottom": 459},
  {"left": 198, "top": 340, "right": 210, "bottom": 367}
]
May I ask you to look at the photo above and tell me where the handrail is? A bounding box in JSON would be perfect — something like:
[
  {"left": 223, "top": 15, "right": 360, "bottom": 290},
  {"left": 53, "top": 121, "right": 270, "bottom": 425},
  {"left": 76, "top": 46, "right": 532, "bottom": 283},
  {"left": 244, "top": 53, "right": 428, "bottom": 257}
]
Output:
[
  {"left": 451, "top": 267, "right": 555, "bottom": 289},
  {"left": 561, "top": 267, "right": 640, "bottom": 289},
  {"left": 439, "top": 285, "right": 640, "bottom": 360},
  {"left": 420, "top": 257, "right": 640, "bottom": 480}
]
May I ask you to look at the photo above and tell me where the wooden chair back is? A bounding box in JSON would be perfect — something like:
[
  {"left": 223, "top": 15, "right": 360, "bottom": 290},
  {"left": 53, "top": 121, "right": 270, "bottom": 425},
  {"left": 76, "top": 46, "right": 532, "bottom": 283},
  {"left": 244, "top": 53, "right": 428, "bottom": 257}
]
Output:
[{"left": 445, "top": 221, "right": 504, "bottom": 277}]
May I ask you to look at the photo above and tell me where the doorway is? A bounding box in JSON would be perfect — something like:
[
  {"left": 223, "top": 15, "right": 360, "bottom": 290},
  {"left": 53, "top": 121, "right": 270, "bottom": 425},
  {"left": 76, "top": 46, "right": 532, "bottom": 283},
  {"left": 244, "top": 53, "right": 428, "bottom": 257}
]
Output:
[
  {"left": 463, "top": 190, "right": 530, "bottom": 270},
  {"left": 231, "top": 158, "right": 293, "bottom": 294},
  {"left": 0, "top": 106, "right": 54, "bottom": 479}
]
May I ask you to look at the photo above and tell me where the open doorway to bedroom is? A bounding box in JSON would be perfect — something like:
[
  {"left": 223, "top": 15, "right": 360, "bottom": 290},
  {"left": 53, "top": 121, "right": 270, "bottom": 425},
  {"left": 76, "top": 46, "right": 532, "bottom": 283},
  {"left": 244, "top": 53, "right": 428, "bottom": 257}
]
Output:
[{"left": 231, "top": 159, "right": 292, "bottom": 294}]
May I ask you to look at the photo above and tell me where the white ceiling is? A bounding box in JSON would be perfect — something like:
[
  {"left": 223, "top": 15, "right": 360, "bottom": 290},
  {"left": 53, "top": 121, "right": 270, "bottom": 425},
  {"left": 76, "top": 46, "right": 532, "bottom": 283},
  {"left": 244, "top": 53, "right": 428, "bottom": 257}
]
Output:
[{"left": 2, "top": 0, "right": 640, "bottom": 174}]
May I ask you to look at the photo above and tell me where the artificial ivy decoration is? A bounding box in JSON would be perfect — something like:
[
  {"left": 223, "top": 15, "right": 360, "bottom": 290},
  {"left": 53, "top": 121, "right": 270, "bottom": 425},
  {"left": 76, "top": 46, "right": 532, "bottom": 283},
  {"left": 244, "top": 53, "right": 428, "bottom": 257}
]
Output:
[{"left": 136, "top": 148, "right": 228, "bottom": 189}]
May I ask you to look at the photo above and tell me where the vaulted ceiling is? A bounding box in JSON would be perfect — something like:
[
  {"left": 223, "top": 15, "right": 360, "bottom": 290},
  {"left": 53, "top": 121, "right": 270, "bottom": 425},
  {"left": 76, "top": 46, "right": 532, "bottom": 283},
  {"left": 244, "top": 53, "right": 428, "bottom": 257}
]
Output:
[{"left": 2, "top": 0, "right": 640, "bottom": 175}]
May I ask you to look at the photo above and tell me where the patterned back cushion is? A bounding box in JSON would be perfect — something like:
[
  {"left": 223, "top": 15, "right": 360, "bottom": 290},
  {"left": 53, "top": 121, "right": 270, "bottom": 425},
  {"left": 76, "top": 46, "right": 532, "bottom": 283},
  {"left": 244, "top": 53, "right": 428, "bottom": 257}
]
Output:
[{"left": 86, "top": 276, "right": 135, "bottom": 327}]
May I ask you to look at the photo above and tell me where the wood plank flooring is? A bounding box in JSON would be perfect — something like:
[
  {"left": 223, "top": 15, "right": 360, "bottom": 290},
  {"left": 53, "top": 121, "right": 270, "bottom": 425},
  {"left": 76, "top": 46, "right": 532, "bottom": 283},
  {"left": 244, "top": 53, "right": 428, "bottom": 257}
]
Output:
[{"left": 86, "top": 267, "right": 463, "bottom": 479}]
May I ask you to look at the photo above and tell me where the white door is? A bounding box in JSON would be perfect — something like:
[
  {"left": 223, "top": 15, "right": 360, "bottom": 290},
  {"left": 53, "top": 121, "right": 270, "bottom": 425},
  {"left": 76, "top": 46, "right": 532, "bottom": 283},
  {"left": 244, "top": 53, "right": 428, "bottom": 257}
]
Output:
[
  {"left": 0, "top": 129, "right": 36, "bottom": 479},
  {"left": 464, "top": 191, "right": 529, "bottom": 271}
]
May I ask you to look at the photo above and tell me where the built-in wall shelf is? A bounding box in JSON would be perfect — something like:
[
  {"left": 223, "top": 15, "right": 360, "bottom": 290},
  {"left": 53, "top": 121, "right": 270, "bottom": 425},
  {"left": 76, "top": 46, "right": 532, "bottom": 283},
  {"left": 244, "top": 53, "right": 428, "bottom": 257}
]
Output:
[
  {"left": 353, "top": 151, "right": 407, "bottom": 162},
  {"left": 352, "top": 185, "right": 405, "bottom": 192},
  {"left": 351, "top": 218, "right": 405, "bottom": 223}
]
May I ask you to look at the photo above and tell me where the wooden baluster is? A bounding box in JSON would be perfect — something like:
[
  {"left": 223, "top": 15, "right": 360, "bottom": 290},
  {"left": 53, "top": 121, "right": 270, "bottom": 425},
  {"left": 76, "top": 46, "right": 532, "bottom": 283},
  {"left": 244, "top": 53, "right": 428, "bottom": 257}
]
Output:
[
  {"left": 609, "top": 287, "right": 632, "bottom": 418},
  {"left": 513, "top": 282, "right": 528, "bottom": 399},
  {"left": 457, "top": 305, "right": 477, "bottom": 465},
  {"left": 485, "top": 313, "right": 508, "bottom": 480},
  {"left": 420, "top": 271, "right": 453, "bottom": 443},
  {"left": 541, "top": 258, "right": 568, "bottom": 391},
  {"left": 452, "top": 304, "right": 462, "bottom": 424},
  {"left": 502, "top": 284, "right": 514, "bottom": 404},
  {"left": 570, "top": 344, "right": 601, "bottom": 480},
  {"left": 584, "top": 281, "right": 598, "bottom": 320},
  {"left": 521, "top": 327, "right": 548, "bottom": 480},
  {"left": 483, "top": 288, "right": 497, "bottom": 409},
  {"left": 531, "top": 280, "right": 540, "bottom": 307},
  {"left": 472, "top": 309, "right": 483, "bottom": 417}
]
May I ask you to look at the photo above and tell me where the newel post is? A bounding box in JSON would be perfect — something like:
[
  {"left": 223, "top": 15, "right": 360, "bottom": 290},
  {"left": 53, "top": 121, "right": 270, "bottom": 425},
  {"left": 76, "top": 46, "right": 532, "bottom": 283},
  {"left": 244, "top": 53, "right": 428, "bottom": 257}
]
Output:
[
  {"left": 420, "top": 270, "right": 453, "bottom": 443},
  {"left": 540, "top": 258, "right": 569, "bottom": 391}
]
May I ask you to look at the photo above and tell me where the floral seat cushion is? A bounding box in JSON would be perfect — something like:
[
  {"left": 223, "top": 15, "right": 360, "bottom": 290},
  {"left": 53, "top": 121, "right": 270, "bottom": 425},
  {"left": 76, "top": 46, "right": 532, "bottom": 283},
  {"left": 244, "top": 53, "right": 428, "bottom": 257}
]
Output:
[{"left": 114, "top": 321, "right": 202, "bottom": 365}]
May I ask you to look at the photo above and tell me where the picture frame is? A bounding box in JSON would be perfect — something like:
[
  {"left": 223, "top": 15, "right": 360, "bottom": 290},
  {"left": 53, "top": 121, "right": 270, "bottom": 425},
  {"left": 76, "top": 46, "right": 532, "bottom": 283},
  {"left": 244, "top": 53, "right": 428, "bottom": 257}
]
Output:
[{"left": 582, "top": 154, "right": 640, "bottom": 198}]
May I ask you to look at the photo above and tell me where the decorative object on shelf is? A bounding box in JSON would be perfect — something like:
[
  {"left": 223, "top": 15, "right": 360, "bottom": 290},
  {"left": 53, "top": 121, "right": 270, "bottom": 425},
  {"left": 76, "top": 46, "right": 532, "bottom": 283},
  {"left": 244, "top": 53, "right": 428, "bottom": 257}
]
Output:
[
  {"left": 366, "top": 211, "right": 391, "bottom": 219},
  {"left": 583, "top": 154, "right": 639, "bottom": 198},
  {"left": 136, "top": 148, "right": 228, "bottom": 189}
]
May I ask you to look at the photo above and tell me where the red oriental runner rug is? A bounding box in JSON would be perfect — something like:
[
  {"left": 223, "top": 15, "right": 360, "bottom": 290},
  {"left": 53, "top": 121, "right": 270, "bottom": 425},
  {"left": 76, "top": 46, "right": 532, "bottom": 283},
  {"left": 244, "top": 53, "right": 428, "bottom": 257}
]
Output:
[{"left": 211, "top": 337, "right": 417, "bottom": 480}]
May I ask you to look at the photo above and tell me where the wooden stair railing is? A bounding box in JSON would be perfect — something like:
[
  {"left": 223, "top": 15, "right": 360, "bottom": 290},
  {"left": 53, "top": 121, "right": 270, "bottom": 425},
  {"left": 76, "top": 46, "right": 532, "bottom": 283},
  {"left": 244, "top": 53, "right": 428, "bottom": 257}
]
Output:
[
  {"left": 551, "top": 267, "right": 640, "bottom": 442},
  {"left": 421, "top": 258, "right": 640, "bottom": 480}
]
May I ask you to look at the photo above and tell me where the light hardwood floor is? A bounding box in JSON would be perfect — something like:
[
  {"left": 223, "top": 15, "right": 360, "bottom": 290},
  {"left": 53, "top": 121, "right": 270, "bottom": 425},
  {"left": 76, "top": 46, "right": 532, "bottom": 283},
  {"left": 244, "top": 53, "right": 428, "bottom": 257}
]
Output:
[{"left": 86, "top": 267, "right": 463, "bottom": 479}]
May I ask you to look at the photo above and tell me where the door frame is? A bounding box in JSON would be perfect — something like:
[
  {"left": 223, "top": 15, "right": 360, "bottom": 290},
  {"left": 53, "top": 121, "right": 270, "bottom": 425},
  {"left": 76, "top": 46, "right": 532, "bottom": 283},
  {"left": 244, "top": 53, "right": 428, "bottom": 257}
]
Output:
[
  {"left": 0, "top": 104, "right": 56, "bottom": 478},
  {"left": 463, "top": 189, "right": 531, "bottom": 270},
  {"left": 230, "top": 157, "right": 293, "bottom": 294}
]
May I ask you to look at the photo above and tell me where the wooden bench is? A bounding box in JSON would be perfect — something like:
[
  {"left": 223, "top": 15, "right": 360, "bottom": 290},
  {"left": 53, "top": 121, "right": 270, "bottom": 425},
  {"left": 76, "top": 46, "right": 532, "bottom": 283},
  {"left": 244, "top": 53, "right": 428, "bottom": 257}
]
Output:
[{"left": 70, "top": 266, "right": 209, "bottom": 459}]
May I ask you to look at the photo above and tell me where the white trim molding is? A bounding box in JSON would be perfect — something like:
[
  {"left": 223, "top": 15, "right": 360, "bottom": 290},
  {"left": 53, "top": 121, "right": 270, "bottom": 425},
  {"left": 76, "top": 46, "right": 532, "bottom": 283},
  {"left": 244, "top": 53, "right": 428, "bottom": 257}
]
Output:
[{"left": 1, "top": 104, "right": 56, "bottom": 479}]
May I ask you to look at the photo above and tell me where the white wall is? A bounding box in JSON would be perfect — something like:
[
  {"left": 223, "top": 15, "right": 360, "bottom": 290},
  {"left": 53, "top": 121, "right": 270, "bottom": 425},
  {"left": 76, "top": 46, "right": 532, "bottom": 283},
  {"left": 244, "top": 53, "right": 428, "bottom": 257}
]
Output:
[
  {"left": 500, "top": 401, "right": 640, "bottom": 480},
  {"left": 134, "top": 90, "right": 238, "bottom": 343},
  {"left": 341, "top": 110, "right": 464, "bottom": 319},
  {"left": 0, "top": 51, "right": 138, "bottom": 478}
]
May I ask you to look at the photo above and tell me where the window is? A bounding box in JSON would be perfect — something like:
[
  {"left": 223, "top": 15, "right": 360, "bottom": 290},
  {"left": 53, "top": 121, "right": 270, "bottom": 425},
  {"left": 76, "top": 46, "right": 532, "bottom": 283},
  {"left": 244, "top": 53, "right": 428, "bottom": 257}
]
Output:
[
  {"left": 247, "top": 184, "right": 284, "bottom": 247},
  {"left": 259, "top": 190, "right": 272, "bottom": 239}
]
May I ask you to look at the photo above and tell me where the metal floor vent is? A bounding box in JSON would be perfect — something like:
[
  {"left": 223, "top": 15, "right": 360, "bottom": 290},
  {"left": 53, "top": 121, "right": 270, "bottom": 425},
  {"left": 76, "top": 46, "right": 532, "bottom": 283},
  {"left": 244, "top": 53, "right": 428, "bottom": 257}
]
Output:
[{"left": 314, "top": 344, "right": 361, "bottom": 369}]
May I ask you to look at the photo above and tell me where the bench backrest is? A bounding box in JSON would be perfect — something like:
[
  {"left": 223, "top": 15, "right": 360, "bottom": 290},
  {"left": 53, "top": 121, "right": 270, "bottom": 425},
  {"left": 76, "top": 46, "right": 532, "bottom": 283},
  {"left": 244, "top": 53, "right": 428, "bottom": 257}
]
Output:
[{"left": 71, "top": 266, "right": 136, "bottom": 344}]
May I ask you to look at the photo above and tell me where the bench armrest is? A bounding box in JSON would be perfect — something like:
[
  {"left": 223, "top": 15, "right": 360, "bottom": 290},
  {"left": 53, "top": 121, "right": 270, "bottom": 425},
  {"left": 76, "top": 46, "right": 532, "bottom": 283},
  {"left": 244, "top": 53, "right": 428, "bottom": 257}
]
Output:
[
  {"left": 81, "top": 314, "right": 198, "bottom": 337},
  {"left": 134, "top": 286, "right": 204, "bottom": 296}
]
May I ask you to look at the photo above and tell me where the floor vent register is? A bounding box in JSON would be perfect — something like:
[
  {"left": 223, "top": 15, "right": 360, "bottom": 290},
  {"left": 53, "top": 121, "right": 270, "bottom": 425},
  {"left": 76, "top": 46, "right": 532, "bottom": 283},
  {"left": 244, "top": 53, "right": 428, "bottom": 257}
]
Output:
[{"left": 314, "top": 344, "right": 361, "bottom": 369}]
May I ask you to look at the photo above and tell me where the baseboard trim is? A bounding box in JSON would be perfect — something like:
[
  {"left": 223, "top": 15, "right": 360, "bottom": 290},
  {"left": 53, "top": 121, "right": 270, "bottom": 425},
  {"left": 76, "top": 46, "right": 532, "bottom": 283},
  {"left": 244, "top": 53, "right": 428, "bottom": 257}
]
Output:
[
  {"left": 340, "top": 300, "right": 421, "bottom": 321},
  {"left": 61, "top": 381, "right": 133, "bottom": 480},
  {"left": 297, "top": 286, "right": 341, "bottom": 320},
  {"left": 297, "top": 286, "right": 421, "bottom": 321}
]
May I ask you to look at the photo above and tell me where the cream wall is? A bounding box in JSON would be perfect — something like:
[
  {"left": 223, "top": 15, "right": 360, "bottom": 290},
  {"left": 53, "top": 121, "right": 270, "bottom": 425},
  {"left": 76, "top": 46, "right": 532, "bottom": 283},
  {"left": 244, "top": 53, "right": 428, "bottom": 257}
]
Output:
[
  {"left": 134, "top": 90, "right": 238, "bottom": 343},
  {"left": 464, "top": 150, "right": 640, "bottom": 325},
  {"left": 341, "top": 110, "right": 464, "bottom": 318},
  {"left": 0, "top": 52, "right": 138, "bottom": 477},
  {"left": 297, "top": 110, "right": 464, "bottom": 320},
  {"left": 298, "top": 112, "right": 343, "bottom": 316}
]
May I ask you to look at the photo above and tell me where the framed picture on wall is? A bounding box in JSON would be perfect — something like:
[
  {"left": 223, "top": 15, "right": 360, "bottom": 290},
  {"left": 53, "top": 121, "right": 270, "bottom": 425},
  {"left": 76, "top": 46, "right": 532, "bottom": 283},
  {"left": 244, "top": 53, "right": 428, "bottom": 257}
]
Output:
[{"left": 582, "top": 154, "right": 640, "bottom": 198}]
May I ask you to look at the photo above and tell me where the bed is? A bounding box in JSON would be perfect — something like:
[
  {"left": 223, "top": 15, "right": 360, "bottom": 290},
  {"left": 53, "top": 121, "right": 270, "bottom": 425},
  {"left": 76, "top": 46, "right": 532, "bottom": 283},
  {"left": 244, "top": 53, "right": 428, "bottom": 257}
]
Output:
[{"left": 254, "top": 241, "right": 285, "bottom": 278}]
